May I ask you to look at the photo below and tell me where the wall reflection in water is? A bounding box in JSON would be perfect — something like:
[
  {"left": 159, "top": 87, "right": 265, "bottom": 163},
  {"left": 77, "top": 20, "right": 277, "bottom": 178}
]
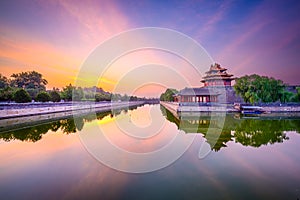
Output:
[
  {"left": 0, "top": 105, "right": 142, "bottom": 142},
  {"left": 160, "top": 105, "right": 300, "bottom": 151},
  {"left": 1, "top": 104, "right": 300, "bottom": 154}
]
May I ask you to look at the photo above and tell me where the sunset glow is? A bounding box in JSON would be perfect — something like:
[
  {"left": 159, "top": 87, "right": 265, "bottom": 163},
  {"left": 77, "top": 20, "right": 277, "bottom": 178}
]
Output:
[{"left": 0, "top": 0, "right": 299, "bottom": 97}]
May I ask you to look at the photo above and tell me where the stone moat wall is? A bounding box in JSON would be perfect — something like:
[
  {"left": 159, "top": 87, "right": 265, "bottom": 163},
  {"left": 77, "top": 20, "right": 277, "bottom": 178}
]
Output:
[{"left": 0, "top": 101, "right": 144, "bottom": 119}]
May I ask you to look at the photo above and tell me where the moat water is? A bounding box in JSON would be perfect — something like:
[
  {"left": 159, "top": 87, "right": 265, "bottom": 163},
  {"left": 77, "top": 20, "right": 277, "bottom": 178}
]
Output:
[{"left": 1, "top": 104, "right": 300, "bottom": 199}]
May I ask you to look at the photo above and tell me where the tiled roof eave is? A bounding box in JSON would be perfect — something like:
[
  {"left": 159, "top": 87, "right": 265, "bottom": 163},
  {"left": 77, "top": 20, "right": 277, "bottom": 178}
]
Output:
[
  {"left": 205, "top": 68, "right": 226, "bottom": 73},
  {"left": 178, "top": 93, "right": 220, "bottom": 96},
  {"left": 203, "top": 74, "right": 234, "bottom": 78}
]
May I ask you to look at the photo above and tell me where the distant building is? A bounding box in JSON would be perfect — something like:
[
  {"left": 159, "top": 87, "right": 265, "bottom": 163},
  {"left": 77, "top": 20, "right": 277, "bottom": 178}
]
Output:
[
  {"left": 174, "top": 63, "right": 242, "bottom": 103},
  {"left": 201, "top": 63, "right": 234, "bottom": 87}
]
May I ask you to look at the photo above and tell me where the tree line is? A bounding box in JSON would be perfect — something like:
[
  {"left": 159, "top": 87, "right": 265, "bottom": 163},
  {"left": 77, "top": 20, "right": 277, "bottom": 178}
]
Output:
[
  {"left": 159, "top": 88, "right": 178, "bottom": 101},
  {"left": 234, "top": 74, "right": 300, "bottom": 104},
  {"left": 0, "top": 71, "right": 152, "bottom": 103}
]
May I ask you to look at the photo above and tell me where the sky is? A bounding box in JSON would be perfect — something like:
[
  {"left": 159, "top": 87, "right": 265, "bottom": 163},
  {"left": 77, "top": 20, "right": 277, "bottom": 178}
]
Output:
[{"left": 0, "top": 0, "right": 299, "bottom": 97}]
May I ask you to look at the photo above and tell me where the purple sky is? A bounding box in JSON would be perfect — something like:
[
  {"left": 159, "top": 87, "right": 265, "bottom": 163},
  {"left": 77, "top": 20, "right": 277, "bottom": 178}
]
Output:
[{"left": 0, "top": 0, "right": 299, "bottom": 94}]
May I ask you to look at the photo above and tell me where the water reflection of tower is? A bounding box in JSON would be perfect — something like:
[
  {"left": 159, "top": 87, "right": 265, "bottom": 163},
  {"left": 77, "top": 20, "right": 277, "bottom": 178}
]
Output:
[
  {"left": 160, "top": 105, "right": 234, "bottom": 151},
  {"left": 161, "top": 104, "right": 297, "bottom": 150},
  {"left": 179, "top": 114, "right": 233, "bottom": 151}
]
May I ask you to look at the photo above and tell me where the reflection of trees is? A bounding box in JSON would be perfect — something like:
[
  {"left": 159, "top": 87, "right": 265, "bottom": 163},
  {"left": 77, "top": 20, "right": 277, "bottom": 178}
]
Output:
[
  {"left": 96, "top": 111, "right": 112, "bottom": 121},
  {"left": 179, "top": 115, "right": 237, "bottom": 152},
  {"left": 161, "top": 105, "right": 300, "bottom": 150},
  {"left": 60, "top": 118, "right": 77, "bottom": 134},
  {"left": 50, "top": 121, "right": 61, "bottom": 132},
  {"left": 234, "top": 119, "right": 300, "bottom": 147},
  {"left": 205, "top": 131, "right": 233, "bottom": 152},
  {"left": 0, "top": 117, "right": 91, "bottom": 142},
  {"left": 1, "top": 122, "right": 55, "bottom": 142},
  {"left": 160, "top": 105, "right": 235, "bottom": 151},
  {"left": 0, "top": 108, "right": 131, "bottom": 142},
  {"left": 0, "top": 106, "right": 145, "bottom": 142}
]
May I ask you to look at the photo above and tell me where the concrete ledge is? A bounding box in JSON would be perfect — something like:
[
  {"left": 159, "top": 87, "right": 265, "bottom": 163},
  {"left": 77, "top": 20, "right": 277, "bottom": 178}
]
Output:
[
  {"left": 179, "top": 106, "right": 228, "bottom": 112},
  {"left": 161, "top": 101, "right": 235, "bottom": 112},
  {"left": 0, "top": 101, "right": 144, "bottom": 120},
  {"left": 262, "top": 106, "right": 300, "bottom": 112},
  {"left": 160, "top": 101, "right": 300, "bottom": 113}
]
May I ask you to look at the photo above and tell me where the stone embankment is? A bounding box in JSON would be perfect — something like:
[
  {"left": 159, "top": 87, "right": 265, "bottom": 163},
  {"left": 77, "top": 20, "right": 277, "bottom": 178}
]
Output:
[
  {"left": 262, "top": 105, "right": 300, "bottom": 112},
  {"left": 0, "top": 101, "right": 145, "bottom": 132},
  {"left": 0, "top": 101, "right": 144, "bottom": 119},
  {"left": 160, "top": 101, "right": 179, "bottom": 118},
  {"left": 160, "top": 101, "right": 236, "bottom": 112},
  {"left": 160, "top": 101, "right": 300, "bottom": 113}
]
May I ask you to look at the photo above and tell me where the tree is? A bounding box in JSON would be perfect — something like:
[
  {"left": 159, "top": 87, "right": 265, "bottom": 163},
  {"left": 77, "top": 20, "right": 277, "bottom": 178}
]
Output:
[
  {"left": 0, "top": 74, "right": 9, "bottom": 89},
  {"left": 61, "top": 84, "right": 84, "bottom": 101},
  {"left": 121, "top": 94, "right": 129, "bottom": 101},
  {"left": 111, "top": 93, "right": 122, "bottom": 101},
  {"left": 26, "top": 88, "right": 42, "bottom": 99},
  {"left": 49, "top": 90, "right": 61, "bottom": 102},
  {"left": 73, "top": 87, "right": 84, "bottom": 101},
  {"left": 279, "top": 90, "right": 294, "bottom": 103},
  {"left": 234, "top": 74, "right": 287, "bottom": 104},
  {"left": 13, "top": 88, "right": 32, "bottom": 103},
  {"left": 130, "top": 96, "right": 138, "bottom": 101},
  {"left": 10, "top": 71, "right": 48, "bottom": 90},
  {"left": 95, "top": 93, "right": 111, "bottom": 102},
  {"left": 61, "top": 84, "right": 74, "bottom": 101},
  {"left": 0, "top": 87, "right": 14, "bottom": 101},
  {"left": 160, "top": 88, "right": 178, "bottom": 101},
  {"left": 36, "top": 91, "right": 51, "bottom": 102},
  {"left": 290, "top": 87, "right": 300, "bottom": 102}
]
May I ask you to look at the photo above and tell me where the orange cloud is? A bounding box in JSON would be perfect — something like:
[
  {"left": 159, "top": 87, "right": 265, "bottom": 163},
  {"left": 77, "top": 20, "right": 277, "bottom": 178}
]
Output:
[{"left": 0, "top": 0, "right": 132, "bottom": 90}]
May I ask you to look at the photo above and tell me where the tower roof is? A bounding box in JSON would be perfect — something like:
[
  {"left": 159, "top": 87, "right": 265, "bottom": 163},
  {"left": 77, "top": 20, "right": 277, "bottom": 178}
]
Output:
[
  {"left": 207, "top": 63, "right": 226, "bottom": 72},
  {"left": 201, "top": 63, "right": 234, "bottom": 83}
]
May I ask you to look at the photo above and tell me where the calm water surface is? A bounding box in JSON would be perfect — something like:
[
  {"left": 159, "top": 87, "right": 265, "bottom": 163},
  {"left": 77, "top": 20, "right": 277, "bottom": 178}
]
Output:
[{"left": 1, "top": 104, "right": 300, "bottom": 200}]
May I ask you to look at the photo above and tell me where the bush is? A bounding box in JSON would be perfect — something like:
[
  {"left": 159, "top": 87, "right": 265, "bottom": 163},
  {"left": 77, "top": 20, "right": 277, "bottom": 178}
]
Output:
[
  {"left": 13, "top": 89, "right": 32, "bottom": 103},
  {"left": 0, "top": 87, "right": 14, "bottom": 101},
  {"left": 49, "top": 90, "right": 61, "bottom": 102},
  {"left": 234, "top": 74, "right": 287, "bottom": 104},
  {"left": 160, "top": 88, "right": 178, "bottom": 101},
  {"left": 95, "top": 93, "right": 111, "bottom": 102},
  {"left": 36, "top": 91, "right": 51, "bottom": 102},
  {"left": 26, "top": 88, "right": 41, "bottom": 99}
]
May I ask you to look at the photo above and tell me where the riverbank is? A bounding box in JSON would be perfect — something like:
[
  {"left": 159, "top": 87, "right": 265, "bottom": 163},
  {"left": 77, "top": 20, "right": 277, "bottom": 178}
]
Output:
[
  {"left": 0, "top": 101, "right": 145, "bottom": 119},
  {"left": 0, "top": 101, "right": 145, "bottom": 132},
  {"left": 160, "top": 101, "right": 236, "bottom": 113},
  {"left": 160, "top": 101, "right": 300, "bottom": 113}
]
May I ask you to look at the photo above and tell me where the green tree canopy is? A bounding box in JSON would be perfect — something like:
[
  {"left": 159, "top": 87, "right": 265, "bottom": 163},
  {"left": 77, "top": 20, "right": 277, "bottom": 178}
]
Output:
[
  {"left": 13, "top": 88, "right": 32, "bottom": 103},
  {"left": 0, "top": 74, "right": 9, "bottom": 89},
  {"left": 73, "top": 87, "right": 84, "bottom": 101},
  {"left": 95, "top": 93, "right": 111, "bottom": 102},
  {"left": 61, "top": 84, "right": 74, "bottom": 101},
  {"left": 0, "top": 87, "right": 14, "bottom": 101},
  {"left": 290, "top": 87, "right": 300, "bottom": 102},
  {"left": 160, "top": 88, "right": 178, "bottom": 101},
  {"left": 61, "top": 84, "right": 84, "bottom": 101},
  {"left": 26, "top": 88, "right": 42, "bottom": 99},
  {"left": 234, "top": 74, "right": 289, "bottom": 104},
  {"left": 36, "top": 91, "right": 51, "bottom": 102},
  {"left": 49, "top": 90, "right": 61, "bottom": 102},
  {"left": 10, "top": 71, "right": 48, "bottom": 90}
]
